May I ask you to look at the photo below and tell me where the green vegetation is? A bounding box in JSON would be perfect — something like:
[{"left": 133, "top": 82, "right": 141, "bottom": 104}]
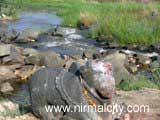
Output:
[
  {"left": 151, "top": 68, "right": 160, "bottom": 88},
  {"left": 0, "top": 1, "right": 18, "bottom": 19},
  {"left": 2, "top": 0, "right": 160, "bottom": 45},
  {"left": 0, "top": 93, "right": 30, "bottom": 117},
  {"left": 117, "top": 75, "right": 159, "bottom": 91},
  {"left": 0, "top": 107, "right": 22, "bottom": 117}
]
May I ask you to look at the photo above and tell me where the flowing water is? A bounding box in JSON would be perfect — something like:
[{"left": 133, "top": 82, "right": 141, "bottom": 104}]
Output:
[
  {"left": 9, "top": 11, "right": 100, "bottom": 55},
  {"left": 7, "top": 11, "right": 100, "bottom": 106},
  {"left": 8, "top": 11, "right": 62, "bottom": 32}
]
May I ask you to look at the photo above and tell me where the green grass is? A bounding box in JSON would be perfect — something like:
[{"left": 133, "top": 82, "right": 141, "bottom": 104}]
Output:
[
  {"left": 0, "top": 107, "right": 22, "bottom": 117},
  {"left": 117, "top": 75, "right": 159, "bottom": 91},
  {"left": 2, "top": 0, "right": 160, "bottom": 45},
  {"left": 151, "top": 68, "right": 160, "bottom": 88},
  {"left": 0, "top": 93, "right": 30, "bottom": 117}
]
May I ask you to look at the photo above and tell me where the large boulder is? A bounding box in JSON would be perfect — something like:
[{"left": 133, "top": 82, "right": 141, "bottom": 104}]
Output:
[
  {"left": 24, "top": 48, "right": 41, "bottom": 65},
  {"left": 40, "top": 51, "right": 65, "bottom": 68},
  {"left": 0, "top": 29, "right": 19, "bottom": 44},
  {"left": 0, "top": 44, "right": 12, "bottom": 57},
  {"left": 0, "top": 66, "right": 17, "bottom": 83},
  {"left": 103, "top": 52, "right": 130, "bottom": 85},
  {"left": 15, "top": 29, "right": 39, "bottom": 43},
  {"left": 25, "top": 50, "right": 65, "bottom": 67},
  {"left": 2, "top": 46, "right": 24, "bottom": 64},
  {"left": 0, "top": 82, "right": 14, "bottom": 93},
  {"left": 23, "top": 48, "right": 39, "bottom": 56}
]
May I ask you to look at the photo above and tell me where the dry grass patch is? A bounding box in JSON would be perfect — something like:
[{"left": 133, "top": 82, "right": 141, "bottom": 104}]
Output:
[{"left": 77, "top": 12, "right": 97, "bottom": 28}]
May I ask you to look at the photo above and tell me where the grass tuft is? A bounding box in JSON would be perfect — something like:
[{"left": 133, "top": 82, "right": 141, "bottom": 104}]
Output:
[{"left": 77, "top": 12, "right": 97, "bottom": 28}]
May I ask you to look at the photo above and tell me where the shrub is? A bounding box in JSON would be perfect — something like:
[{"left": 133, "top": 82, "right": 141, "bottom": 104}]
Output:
[{"left": 77, "top": 12, "right": 97, "bottom": 28}]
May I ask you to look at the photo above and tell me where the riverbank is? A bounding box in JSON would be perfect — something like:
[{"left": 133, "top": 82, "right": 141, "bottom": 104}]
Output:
[
  {"left": 0, "top": 1, "right": 160, "bottom": 119},
  {"left": 2, "top": 0, "right": 160, "bottom": 45}
]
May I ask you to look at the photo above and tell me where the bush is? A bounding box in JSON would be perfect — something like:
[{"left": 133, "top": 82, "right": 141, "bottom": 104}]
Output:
[{"left": 77, "top": 12, "right": 97, "bottom": 28}]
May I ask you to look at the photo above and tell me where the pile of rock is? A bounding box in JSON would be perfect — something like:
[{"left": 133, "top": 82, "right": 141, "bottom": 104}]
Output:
[
  {"left": 0, "top": 44, "right": 68, "bottom": 94},
  {"left": 0, "top": 21, "right": 39, "bottom": 44},
  {"left": 81, "top": 49, "right": 160, "bottom": 85}
]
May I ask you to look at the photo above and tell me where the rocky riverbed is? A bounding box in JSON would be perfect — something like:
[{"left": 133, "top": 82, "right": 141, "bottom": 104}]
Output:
[{"left": 0, "top": 11, "right": 160, "bottom": 120}]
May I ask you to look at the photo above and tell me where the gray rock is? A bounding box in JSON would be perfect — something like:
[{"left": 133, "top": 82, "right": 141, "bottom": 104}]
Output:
[
  {"left": 25, "top": 50, "right": 65, "bottom": 67},
  {"left": 83, "top": 50, "right": 94, "bottom": 59},
  {"left": 103, "top": 52, "right": 130, "bottom": 85},
  {"left": 0, "top": 66, "right": 17, "bottom": 83},
  {"left": 66, "top": 34, "right": 83, "bottom": 40},
  {"left": 0, "top": 44, "right": 12, "bottom": 57},
  {"left": 2, "top": 46, "right": 24, "bottom": 64},
  {"left": 24, "top": 49, "right": 41, "bottom": 65},
  {"left": 15, "top": 29, "right": 38, "bottom": 43},
  {"left": 137, "top": 53, "right": 151, "bottom": 66},
  {"left": 46, "top": 27, "right": 77, "bottom": 37},
  {"left": 23, "top": 48, "right": 39, "bottom": 56},
  {"left": 40, "top": 51, "right": 65, "bottom": 68},
  {"left": 0, "top": 29, "right": 19, "bottom": 43},
  {"left": 0, "top": 82, "right": 14, "bottom": 93},
  {"left": 25, "top": 55, "right": 42, "bottom": 65},
  {"left": 56, "top": 27, "right": 76, "bottom": 36},
  {"left": 37, "top": 33, "right": 63, "bottom": 42},
  {"left": 151, "top": 43, "right": 160, "bottom": 52},
  {"left": 68, "top": 62, "right": 82, "bottom": 75}
]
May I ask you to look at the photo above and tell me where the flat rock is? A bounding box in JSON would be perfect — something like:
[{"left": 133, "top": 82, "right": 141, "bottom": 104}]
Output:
[
  {"left": 66, "top": 34, "right": 83, "bottom": 40},
  {"left": 23, "top": 48, "right": 39, "bottom": 56},
  {"left": 2, "top": 46, "right": 24, "bottom": 64},
  {"left": 15, "top": 29, "right": 39, "bottom": 43},
  {"left": 0, "top": 44, "right": 12, "bottom": 57},
  {"left": 40, "top": 51, "right": 65, "bottom": 68},
  {"left": 56, "top": 27, "right": 77, "bottom": 36},
  {"left": 0, "top": 82, "right": 14, "bottom": 93},
  {"left": 0, "top": 66, "right": 17, "bottom": 83}
]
